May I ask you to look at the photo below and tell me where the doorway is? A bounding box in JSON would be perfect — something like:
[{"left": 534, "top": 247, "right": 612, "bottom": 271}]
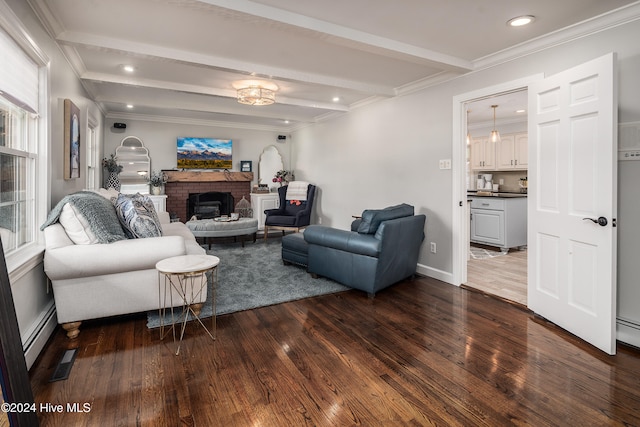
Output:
[
  {"left": 464, "top": 91, "right": 528, "bottom": 305},
  {"left": 451, "top": 75, "right": 541, "bottom": 301}
]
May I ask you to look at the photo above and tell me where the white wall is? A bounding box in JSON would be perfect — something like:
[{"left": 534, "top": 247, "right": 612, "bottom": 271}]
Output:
[
  {"left": 292, "top": 18, "right": 640, "bottom": 344},
  {"left": 103, "top": 119, "right": 292, "bottom": 188}
]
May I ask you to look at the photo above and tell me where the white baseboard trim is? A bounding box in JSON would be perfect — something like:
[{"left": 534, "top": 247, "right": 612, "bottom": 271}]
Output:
[
  {"left": 617, "top": 317, "right": 640, "bottom": 349},
  {"left": 24, "top": 302, "right": 57, "bottom": 370},
  {"left": 416, "top": 263, "right": 455, "bottom": 286}
]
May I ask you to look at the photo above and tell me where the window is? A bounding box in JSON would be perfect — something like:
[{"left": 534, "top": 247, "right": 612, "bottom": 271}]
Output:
[
  {"left": 0, "top": 3, "right": 49, "bottom": 261},
  {"left": 85, "top": 121, "right": 98, "bottom": 190},
  {"left": 0, "top": 98, "right": 37, "bottom": 253}
]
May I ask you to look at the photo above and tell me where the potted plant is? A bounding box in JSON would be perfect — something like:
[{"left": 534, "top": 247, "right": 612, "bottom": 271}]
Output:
[
  {"left": 273, "top": 170, "right": 294, "bottom": 186},
  {"left": 102, "top": 154, "right": 123, "bottom": 190},
  {"left": 148, "top": 170, "right": 167, "bottom": 195}
]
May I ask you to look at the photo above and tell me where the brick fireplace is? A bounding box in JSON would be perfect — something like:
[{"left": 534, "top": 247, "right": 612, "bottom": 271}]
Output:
[{"left": 163, "top": 171, "right": 253, "bottom": 222}]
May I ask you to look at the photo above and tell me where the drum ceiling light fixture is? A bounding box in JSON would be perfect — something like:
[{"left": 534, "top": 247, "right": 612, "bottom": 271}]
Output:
[{"left": 237, "top": 85, "right": 276, "bottom": 106}]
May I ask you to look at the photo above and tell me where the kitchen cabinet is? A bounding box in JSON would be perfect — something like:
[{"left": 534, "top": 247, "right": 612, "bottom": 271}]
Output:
[
  {"left": 513, "top": 133, "right": 528, "bottom": 168},
  {"left": 470, "top": 137, "right": 496, "bottom": 170},
  {"left": 470, "top": 196, "right": 527, "bottom": 252},
  {"left": 251, "top": 192, "right": 279, "bottom": 231},
  {"left": 496, "top": 133, "right": 528, "bottom": 170}
]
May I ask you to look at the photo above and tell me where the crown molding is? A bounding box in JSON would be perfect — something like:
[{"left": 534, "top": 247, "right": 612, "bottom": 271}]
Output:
[
  {"left": 26, "top": 0, "right": 64, "bottom": 40},
  {"left": 0, "top": 0, "right": 49, "bottom": 65},
  {"left": 395, "top": 71, "right": 465, "bottom": 97},
  {"left": 473, "top": 2, "right": 640, "bottom": 70}
]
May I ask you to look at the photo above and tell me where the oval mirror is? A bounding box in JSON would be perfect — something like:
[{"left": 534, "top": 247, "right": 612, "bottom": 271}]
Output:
[{"left": 258, "top": 145, "right": 283, "bottom": 190}]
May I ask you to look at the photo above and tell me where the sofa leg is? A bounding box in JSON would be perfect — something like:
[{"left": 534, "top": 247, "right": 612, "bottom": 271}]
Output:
[
  {"left": 190, "top": 303, "right": 204, "bottom": 316},
  {"left": 310, "top": 273, "right": 319, "bottom": 279},
  {"left": 367, "top": 292, "right": 376, "bottom": 299},
  {"left": 62, "top": 321, "right": 82, "bottom": 339}
]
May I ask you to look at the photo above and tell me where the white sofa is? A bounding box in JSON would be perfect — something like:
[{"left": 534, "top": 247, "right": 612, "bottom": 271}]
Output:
[{"left": 42, "top": 190, "right": 206, "bottom": 339}]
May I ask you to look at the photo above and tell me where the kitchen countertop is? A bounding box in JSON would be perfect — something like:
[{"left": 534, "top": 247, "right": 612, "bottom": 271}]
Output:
[{"left": 467, "top": 191, "right": 527, "bottom": 199}]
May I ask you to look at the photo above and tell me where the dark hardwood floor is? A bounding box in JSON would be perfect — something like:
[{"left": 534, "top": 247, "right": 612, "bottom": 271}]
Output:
[{"left": 29, "top": 276, "right": 640, "bottom": 426}]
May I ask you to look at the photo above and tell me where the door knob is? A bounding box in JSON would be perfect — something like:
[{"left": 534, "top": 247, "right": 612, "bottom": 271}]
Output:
[{"left": 583, "top": 216, "right": 608, "bottom": 226}]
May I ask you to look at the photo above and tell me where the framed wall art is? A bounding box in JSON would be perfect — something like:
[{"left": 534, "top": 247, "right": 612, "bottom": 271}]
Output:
[
  {"left": 63, "top": 99, "right": 80, "bottom": 180},
  {"left": 240, "top": 160, "right": 252, "bottom": 172}
]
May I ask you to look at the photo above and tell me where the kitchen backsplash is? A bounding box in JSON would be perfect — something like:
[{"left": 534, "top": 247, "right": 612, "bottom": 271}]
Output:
[{"left": 469, "top": 170, "right": 527, "bottom": 192}]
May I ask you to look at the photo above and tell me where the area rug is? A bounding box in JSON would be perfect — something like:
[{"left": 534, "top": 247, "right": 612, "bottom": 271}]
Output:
[
  {"left": 469, "top": 246, "right": 507, "bottom": 260},
  {"left": 147, "top": 238, "right": 349, "bottom": 328}
]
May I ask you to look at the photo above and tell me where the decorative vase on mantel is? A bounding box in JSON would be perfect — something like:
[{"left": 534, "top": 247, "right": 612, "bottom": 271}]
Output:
[
  {"left": 106, "top": 172, "right": 121, "bottom": 191},
  {"left": 151, "top": 185, "right": 162, "bottom": 195}
]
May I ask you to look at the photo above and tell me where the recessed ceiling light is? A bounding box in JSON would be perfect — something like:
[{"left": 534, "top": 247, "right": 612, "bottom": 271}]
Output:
[
  {"left": 507, "top": 15, "right": 535, "bottom": 27},
  {"left": 332, "top": 97, "right": 340, "bottom": 102},
  {"left": 516, "top": 109, "right": 526, "bottom": 114},
  {"left": 121, "top": 64, "right": 135, "bottom": 73},
  {"left": 284, "top": 120, "right": 290, "bottom": 124},
  {"left": 126, "top": 104, "right": 134, "bottom": 109}
]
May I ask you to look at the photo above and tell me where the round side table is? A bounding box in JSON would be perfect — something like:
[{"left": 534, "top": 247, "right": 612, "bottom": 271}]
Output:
[{"left": 156, "top": 254, "right": 220, "bottom": 355}]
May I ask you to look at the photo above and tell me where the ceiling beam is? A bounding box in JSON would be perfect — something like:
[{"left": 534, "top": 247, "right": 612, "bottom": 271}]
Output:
[
  {"left": 93, "top": 90, "right": 329, "bottom": 123},
  {"left": 56, "top": 31, "right": 398, "bottom": 96},
  {"left": 81, "top": 72, "right": 350, "bottom": 112},
  {"left": 197, "top": 0, "right": 473, "bottom": 71}
]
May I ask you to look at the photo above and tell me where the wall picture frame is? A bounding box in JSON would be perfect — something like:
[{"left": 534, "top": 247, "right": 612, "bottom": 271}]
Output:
[
  {"left": 63, "top": 99, "right": 80, "bottom": 180},
  {"left": 240, "top": 160, "right": 252, "bottom": 172}
]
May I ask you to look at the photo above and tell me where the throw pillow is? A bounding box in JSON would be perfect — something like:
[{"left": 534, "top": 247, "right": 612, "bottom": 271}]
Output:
[
  {"left": 59, "top": 203, "right": 99, "bottom": 244},
  {"left": 44, "top": 191, "right": 128, "bottom": 244},
  {"left": 113, "top": 193, "right": 163, "bottom": 239}
]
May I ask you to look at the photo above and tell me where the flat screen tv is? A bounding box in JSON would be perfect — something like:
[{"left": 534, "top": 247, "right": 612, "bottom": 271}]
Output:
[{"left": 177, "top": 137, "right": 232, "bottom": 170}]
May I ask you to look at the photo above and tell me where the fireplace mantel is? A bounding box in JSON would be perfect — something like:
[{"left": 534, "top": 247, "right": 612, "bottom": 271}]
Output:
[
  {"left": 163, "top": 171, "right": 253, "bottom": 222},
  {"left": 164, "top": 170, "right": 253, "bottom": 183}
]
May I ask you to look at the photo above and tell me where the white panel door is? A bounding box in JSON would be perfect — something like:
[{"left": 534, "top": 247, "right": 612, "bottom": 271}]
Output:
[{"left": 528, "top": 53, "right": 617, "bottom": 354}]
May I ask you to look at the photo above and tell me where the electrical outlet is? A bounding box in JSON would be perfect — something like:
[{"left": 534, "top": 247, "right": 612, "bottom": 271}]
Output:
[
  {"left": 430, "top": 242, "right": 437, "bottom": 253},
  {"left": 439, "top": 159, "right": 452, "bottom": 170}
]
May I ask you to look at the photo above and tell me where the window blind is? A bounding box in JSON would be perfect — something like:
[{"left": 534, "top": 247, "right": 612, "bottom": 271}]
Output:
[{"left": 0, "top": 27, "right": 38, "bottom": 114}]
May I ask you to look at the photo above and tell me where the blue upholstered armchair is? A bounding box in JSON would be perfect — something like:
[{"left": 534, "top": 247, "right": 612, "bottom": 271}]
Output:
[
  {"left": 264, "top": 184, "right": 316, "bottom": 239},
  {"left": 304, "top": 204, "right": 426, "bottom": 296}
]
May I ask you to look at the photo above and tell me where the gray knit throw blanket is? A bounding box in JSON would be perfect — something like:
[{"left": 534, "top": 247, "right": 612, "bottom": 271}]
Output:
[{"left": 40, "top": 191, "right": 127, "bottom": 243}]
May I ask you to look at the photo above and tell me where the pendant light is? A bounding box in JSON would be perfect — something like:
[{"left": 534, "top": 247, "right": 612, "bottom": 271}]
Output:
[{"left": 490, "top": 105, "right": 501, "bottom": 143}]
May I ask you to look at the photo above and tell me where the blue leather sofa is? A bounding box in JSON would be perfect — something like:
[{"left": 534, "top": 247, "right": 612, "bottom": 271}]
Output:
[{"left": 304, "top": 204, "right": 426, "bottom": 296}]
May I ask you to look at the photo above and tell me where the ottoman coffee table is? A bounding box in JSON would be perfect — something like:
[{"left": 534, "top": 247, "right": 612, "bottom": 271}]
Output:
[{"left": 186, "top": 217, "right": 259, "bottom": 248}]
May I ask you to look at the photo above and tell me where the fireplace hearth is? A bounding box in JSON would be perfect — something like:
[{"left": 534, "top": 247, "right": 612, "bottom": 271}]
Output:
[{"left": 187, "top": 192, "right": 234, "bottom": 220}]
